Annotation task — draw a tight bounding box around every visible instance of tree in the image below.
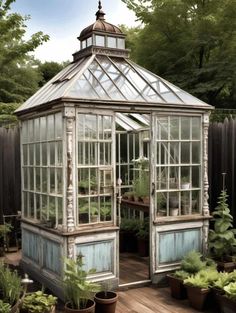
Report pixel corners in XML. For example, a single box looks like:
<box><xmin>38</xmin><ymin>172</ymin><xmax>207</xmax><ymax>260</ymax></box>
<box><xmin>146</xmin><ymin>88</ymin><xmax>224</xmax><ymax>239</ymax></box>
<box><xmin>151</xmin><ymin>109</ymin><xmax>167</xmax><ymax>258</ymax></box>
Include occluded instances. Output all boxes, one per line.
<box><xmin>122</xmin><ymin>0</ymin><xmax>236</xmax><ymax>107</ymax></box>
<box><xmin>0</xmin><ymin>0</ymin><xmax>49</xmax><ymax>104</ymax></box>
<box><xmin>37</xmin><ymin>61</ymin><xmax>67</xmax><ymax>87</ymax></box>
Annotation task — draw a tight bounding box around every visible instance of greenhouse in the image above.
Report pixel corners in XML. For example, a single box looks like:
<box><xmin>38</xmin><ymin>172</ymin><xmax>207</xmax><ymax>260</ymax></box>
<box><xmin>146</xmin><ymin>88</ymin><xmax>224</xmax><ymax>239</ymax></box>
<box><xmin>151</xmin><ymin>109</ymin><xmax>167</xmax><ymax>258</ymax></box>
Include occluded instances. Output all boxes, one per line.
<box><xmin>15</xmin><ymin>2</ymin><xmax>213</xmax><ymax>296</ymax></box>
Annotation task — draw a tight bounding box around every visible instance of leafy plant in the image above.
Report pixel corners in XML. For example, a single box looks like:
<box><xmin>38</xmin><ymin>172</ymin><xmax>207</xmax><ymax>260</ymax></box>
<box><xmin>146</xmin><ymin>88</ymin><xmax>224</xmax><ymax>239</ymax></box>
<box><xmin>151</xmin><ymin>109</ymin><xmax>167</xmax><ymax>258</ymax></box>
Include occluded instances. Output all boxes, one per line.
<box><xmin>208</xmin><ymin>190</ymin><xmax>236</xmax><ymax>260</ymax></box>
<box><xmin>184</xmin><ymin>273</ymin><xmax>209</xmax><ymax>289</ymax></box>
<box><xmin>173</xmin><ymin>270</ymin><xmax>190</xmax><ymax>280</ymax></box>
<box><xmin>213</xmin><ymin>272</ymin><xmax>235</xmax><ymax>291</ymax></box>
<box><xmin>224</xmin><ymin>282</ymin><xmax>236</xmax><ymax>301</ymax></box>
<box><xmin>63</xmin><ymin>255</ymin><xmax>101</xmax><ymax>310</ymax></box>
<box><xmin>0</xmin><ymin>262</ymin><xmax>22</xmax><ymax>306</ymax></box>
<box><xmin>136</xmin><ymin>218</ymin><xmax>149</xmax><ymax>239</ymax></box>
<box><xmin>22</xmin><ymin>291</ymin><xmax>57</xmax><ymax>313</ymax></box>
<box><xmin>0</xmin><ymin>224</ymin><xmax>12</xmax><ymax>240</ymax></box>
<box><xmin>120</xmin><ymin>218</ymin><xmax>140</xmax><ymax>233</ymax></box>
<box><xmin>0</xmin><ymin>300</ymin><xmax>11</xmax><ymax>313</ymax></box>
<box><xmin>132</xmin><ymin>156</ymin><xmax>149</xmax><ymax>198</ymax></box>
<box><xmin>180</xmin><ymin>250</ymin><xmax>206</xmax><ymax>274</ymax></box>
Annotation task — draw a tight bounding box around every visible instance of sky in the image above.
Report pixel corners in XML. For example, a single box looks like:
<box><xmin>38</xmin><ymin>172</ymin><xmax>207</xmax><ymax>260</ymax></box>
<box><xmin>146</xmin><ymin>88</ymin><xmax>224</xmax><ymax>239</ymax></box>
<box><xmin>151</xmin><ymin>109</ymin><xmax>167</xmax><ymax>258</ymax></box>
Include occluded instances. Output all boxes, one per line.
<box><xmin>11</xmin><ymin>0</ymin><xmax>138</xmax><ymax>63</ymax></box>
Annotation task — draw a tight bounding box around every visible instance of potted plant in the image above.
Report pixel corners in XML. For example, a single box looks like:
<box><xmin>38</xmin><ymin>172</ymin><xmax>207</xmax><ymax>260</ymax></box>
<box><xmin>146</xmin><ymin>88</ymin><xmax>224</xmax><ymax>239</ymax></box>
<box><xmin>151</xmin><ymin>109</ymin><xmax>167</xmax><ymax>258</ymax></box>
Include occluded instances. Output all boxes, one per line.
<box><xmin>21</xmin><ymin>291</ymin><xmax>57</xmax><ymax>313</ymax></box>
<box><xmin>0</xmin><ymin>224</ymin><xmax>12</xmax><ymax>256</ymax></box>
<box><xmin>220</xmin><ymin>281</ymin><xmax>236</xmax><ymax>313</ymax></box>
<box><xmin>119</xmin><ymin>218</ymin><xmax>139</xmax><ymax>253</ymax></box>
<box><xmin>132</xmin><ymin>156</ymin><xmax>149</xmax><ymax>203</ymax></box>
<box><xmin>184</xmin><ymin>268</ymin><xmax>219</xmax><ymax>310</ymax></box>
<box><xmin>169</xmin><ymin>194</ymin><xmax>179</xmax><ymax>216</ymax></box>
<box><xmin>208</xmin><ymin>189</ymin><xmax>236</xmax><ymax>272</ymax></box>
<box><xmin>181</xmin><ymin>177</ymin><xmax>190</xmax><ymax>189</ymax></box>
<box><xmin>63</xmin><ymin>254</ymin><xmax>101</xmax><ymax>313</ymax></box>
<box><xmin>136</xmin><ymin>218</ymin><xmax>149</xmax><ymax>257</ymax></box>
<box><xmin>0</xmin><ymin>300</ymin><xmax>11</xmax><ymax>313</ymax></box>
<box><xmin>167</xmin><ymin>250</ymin><xmax>207</xmax><ymax>299</ymax></box>
<box><xmin>94</xmin><ymin>281</ymin><xmax>118</xmax><ymax>313</ymax></box>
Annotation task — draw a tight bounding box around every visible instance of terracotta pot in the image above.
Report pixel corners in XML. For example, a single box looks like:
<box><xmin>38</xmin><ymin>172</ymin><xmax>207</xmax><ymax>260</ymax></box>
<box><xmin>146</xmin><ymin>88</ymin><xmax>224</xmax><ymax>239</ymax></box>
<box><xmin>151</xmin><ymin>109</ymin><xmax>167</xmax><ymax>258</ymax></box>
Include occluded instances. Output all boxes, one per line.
<box><xmin>186</xmin><ymin>285</ymin><xmax>210</xmax><ymax>310</ymax></box>
<box><xmin>65</xmin><ymin>300</ymin><xmax>95</xmax><ymax>313</ymax></box>
<box><xmin>95</xmin><ymin>291</ymin><xmax>118</xmax><ymax>313</ymax></box>
<box><xmin>216</xmin><ymin>260</ymin><xmax>235</xmax><ymax>273</ymax></box>
<box><xmin>167</xmin><ymin>274</ymin><xmax>187</xmax><ymax>300</ymax></box>
<box><xmin>217</xmin><ymin>293</ymin><xmax>236</xmax><ymax>313</ymax></box>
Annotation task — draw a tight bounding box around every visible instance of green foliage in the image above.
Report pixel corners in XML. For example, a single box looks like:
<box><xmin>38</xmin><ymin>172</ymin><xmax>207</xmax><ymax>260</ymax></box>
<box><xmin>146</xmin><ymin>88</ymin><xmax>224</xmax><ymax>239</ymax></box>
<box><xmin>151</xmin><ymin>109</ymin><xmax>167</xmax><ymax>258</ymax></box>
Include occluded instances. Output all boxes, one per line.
<box><xmin>0</xmin><ymin>262</ymin><xmax>22</xmax><ymax>306</ymax></box>
<box><xmin>120</xmin><ymin>218</ymin><xmax>140</xmax><ymax>233</ymax></box>
<box><xmin>136</xmin><ymin>218</ymin><xmax>149</xmax><ymax>239</ymax></box>
<box><xmin>0</xmin><ymin>300</ymin><xmax>11</xmax><ymax>313</ymax></box>
<box><xmin>208</xmin><ymin>190</ymin><xmax>236</xmax><ymax>260</ymax></box>
<box><xmin>37</xmin><ymin>61</ymin><xmax>66</xmax><ymax>87</ymax></box>
<box><xmin>213</xmin><ymin>271</ymin><xmax>236</xmax><ymax>291</ymax></box>
<box><xmin>132</xmin><ymin>156</ymin><xmax>149</xmax><ymax>198</ymax></box>
<box><xmin>122</xmin><ymin>0</ymin><xmax>236</xmax><ymax>107</ymax></box>
<box><xmin>180</xmin><ymin>250</ymin><xmax>206</xmax><ymax>274</ymax></box>
<box><xmin>63</xmin><ymin>255</ymin><xmax>101</xmax><ymax>310</ymax></box>
<box><xmin>0</xmin><ymin>223</ymin><xmax>12</xmax><ymax>240</ymax></box>
<box><xmin>22</xmin><ymin>291</ymin><xmax>57</xmax><ymax>313</ymax></box>
<box><xmin>224</xmin><ymin>282</ymin><xmax>236</xmax><ymax>301</ymax></box>
<box><xmin>184</xmin><ymin>268</ymin><xmax>218</xmax><ymax>289</ymax></box>
<box><xmin>173</xmin><ymin>270</ymin><xmax>190</xmax><ymax>280</ymax></box>
<box><xmin>0</xmin><ymin>102</ymin><xmax>19</xmax><ymax>127</ymax></box>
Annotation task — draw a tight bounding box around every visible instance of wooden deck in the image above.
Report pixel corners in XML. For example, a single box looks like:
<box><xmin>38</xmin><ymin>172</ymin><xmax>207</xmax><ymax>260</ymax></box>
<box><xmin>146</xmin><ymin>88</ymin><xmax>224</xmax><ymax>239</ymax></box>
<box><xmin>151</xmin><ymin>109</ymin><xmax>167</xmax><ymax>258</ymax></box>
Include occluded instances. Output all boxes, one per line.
<box><xmin>116</xmin><ymin>286</ymin><xmax>214</xmax><ymax>313</ymax></box>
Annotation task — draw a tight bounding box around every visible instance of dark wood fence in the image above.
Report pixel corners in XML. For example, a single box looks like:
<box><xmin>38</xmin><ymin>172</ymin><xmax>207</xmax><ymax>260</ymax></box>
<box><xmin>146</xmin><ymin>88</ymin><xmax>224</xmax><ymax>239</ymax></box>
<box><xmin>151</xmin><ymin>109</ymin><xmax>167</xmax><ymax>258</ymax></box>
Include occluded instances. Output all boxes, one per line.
<box><xmin>0</xmin><ymin>126</ymin><xmax>21</xmax><ymax>223</ymax></box>
<box><xmin>208</xmin><ymin>118</ymin><xmax>236</xmax><ymax>225</ymax></box>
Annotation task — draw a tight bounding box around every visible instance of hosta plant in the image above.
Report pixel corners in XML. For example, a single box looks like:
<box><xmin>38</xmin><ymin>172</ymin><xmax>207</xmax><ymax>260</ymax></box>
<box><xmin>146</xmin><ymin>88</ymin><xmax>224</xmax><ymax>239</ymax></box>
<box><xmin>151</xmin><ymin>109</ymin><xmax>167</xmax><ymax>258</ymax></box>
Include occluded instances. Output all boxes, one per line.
<box><xmin>184</xmin><ymin>268</ymin><xmax>219</xmax><ymax>289</ymax></box>
<box><xmin>208</xmin><ymin>190</ymin><xmax>236</xmax><ymax>260</ymax></box>
<box><xmin>224</xmin><ymin>282</ymin><xmax>236</xmax><ymax>301</ymax></box>
<box><xmin>22</xmin><ymin>291</ymin><xmax>57</xmax><ymax>313</ymax></box>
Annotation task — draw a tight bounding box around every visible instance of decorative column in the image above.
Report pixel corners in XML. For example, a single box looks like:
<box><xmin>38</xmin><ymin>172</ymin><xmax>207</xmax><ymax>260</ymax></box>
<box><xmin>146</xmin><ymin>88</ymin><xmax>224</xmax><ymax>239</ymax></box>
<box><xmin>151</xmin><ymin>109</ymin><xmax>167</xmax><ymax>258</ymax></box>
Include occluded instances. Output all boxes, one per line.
<box><xmin>202</xmin><ymin>112</ymin><xmax>210</xmax><ymax>255</ymax></box>
<box><xmin>64</xmin><ymin>107</ymin><xmax>76</xmax><ymax>233</ymax></box>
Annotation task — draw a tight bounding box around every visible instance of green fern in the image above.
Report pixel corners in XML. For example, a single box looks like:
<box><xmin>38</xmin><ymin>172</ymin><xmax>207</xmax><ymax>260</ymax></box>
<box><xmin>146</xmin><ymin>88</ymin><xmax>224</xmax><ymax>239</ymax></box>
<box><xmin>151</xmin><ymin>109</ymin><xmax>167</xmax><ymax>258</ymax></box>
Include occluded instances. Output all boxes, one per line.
<box><xmin>180</xmin><ymin>250</ymin><xmax>206</xmax><ymax>274</ymax></box>
<box><xmin>224</xmin><ymin>282</ymin><xmax>236</xmax><ymax>301</ymax></box>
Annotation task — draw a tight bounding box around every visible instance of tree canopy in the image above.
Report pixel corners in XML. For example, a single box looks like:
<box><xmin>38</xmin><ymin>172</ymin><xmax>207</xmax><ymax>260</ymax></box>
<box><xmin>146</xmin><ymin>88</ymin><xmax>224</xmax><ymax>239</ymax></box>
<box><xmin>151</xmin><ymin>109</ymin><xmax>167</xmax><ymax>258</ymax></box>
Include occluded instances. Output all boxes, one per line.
<box><xmin>0</xmin><ymin>0</ymin><xmax>49</xmax><ymax>104</ymax></box>
<box><xmin>122</xmin><ymin>0</ymin><xmax>236</xmax><ymax>107</ymax></box>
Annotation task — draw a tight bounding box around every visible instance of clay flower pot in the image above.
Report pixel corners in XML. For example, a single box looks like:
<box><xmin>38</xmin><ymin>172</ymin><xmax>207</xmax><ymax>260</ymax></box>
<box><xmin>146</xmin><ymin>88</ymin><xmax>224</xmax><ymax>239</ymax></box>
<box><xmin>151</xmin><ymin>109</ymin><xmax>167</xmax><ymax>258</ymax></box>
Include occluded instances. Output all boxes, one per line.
<box><xmin>167</xmin><ymin>274</ymin><xmax>187</xmax><ymax>300</ymax></box>
<box><xmin>186</xmin><ymin>285</ymin><xmax>210</xmax><ymax>310</ymax></box>
<box><xmin>65</xmin><ymin>300</ymin><xmax>95</xmax><ymax>313</ymax></box>
<box><xmin>95</xmin><ymin>291</ymin><xmax>118</xmax><ymax>313</ymax></box>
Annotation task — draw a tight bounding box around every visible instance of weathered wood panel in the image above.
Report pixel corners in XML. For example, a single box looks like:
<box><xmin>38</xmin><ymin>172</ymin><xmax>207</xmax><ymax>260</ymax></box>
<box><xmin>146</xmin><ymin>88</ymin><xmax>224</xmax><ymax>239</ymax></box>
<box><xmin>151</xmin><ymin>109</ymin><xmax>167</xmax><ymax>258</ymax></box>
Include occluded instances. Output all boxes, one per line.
<box><xmin>42</xmin><ymin>238</ymin><xmax>62</xmax><ymax>275</ymax></box>
<box><xmin>158</xmin><ymin>229</ymin><xmax>201</xmax><ymax>264</ymax></box>
<box><xmin>76</xmin><ymin>240</ymin><xmax>114</xmax><ymax>273</ymax></box>
<box><xmin>22</xmin><ymin>229</ymin><xmax>40</xmax><ymax>263</ymax></box>
<box><xmin>208</xmin><ymin>118</ymin><xmax>236</xmax><ymax>225</ymax></box>
<box><xmin>0</xmin><ymin>126</ymin><xmax>21</xmax><ymax>223</ymax></box>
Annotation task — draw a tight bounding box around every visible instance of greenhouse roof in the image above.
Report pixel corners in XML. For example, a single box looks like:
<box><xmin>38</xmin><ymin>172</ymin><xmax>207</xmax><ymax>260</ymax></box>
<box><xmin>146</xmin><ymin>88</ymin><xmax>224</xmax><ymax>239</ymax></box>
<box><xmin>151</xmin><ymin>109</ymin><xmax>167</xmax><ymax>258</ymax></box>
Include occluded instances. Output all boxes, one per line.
<box><xmin>16</xmin><ymin>54</ymin><xmax>211</xmax><ymax>113</ymax></box>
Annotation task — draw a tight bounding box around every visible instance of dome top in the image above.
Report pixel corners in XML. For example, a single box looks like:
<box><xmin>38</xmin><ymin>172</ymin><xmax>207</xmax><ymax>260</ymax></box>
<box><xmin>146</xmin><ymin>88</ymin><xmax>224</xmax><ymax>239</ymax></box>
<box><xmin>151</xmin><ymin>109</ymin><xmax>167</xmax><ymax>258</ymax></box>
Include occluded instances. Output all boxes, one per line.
<box><xmin>79</xmin><ymin>1</ymin><xmax>124</xmax><ymax>40</ymax></box>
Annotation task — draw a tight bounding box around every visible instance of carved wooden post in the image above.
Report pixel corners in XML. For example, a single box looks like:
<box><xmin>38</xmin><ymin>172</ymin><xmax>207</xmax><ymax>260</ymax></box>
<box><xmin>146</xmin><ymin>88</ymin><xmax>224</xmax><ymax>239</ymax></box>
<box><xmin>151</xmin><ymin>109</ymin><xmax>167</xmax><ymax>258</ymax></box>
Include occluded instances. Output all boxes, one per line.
<box><xmin>65</xmin><ymin>107</ymin><xmax>75</xmax><ymax>233</ymax></box>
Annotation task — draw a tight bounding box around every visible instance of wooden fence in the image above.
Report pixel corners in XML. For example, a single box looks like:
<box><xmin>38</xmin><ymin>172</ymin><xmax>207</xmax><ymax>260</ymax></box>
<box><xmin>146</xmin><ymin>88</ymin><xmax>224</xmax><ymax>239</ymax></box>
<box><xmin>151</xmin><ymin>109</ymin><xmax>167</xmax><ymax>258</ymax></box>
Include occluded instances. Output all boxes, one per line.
<box><xmin>0</xmin><ymin>126</ymin><xmax>21</xmax><ymax>223</ymax></box>
<box><xmin>208</xmin><ymin>118</ymin><xmax>236</xmax><ymax>225</ymax></box>
<box><xmin>0</xmin><ymin>118</ymin><xmax>236</xmax><ymax>224</ymax></box>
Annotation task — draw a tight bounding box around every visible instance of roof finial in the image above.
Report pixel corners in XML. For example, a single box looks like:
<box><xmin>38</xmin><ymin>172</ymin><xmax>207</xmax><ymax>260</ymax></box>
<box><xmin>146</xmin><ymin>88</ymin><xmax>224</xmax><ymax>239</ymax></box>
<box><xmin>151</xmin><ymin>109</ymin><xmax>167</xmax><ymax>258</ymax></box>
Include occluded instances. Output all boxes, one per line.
<box><xmin>96</xmin><ymin>1</ymin><xmax>105</xmax><ymax>20</ymax></box>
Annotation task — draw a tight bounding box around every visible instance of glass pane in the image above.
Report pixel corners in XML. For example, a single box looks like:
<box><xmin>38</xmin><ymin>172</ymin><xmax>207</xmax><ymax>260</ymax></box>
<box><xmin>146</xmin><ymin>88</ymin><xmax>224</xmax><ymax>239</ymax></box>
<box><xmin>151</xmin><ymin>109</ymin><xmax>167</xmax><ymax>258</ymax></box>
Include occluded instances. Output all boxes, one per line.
<box><xmin>79</xmin><ymin>198</ymin><xmax>89</xmax><ymax>224</ymax></box>
<box><xmin>192</xmin><ymin>117</ymin><xmax>201</xmax><ymax>140</ymax></box>
<box><xmin>90</xmin><ymin>168</ymin><xmax>98</xmax><ymax>195</ymax></box>
<box><xmin>100</xmin><ymin>142</ymin><xmax>111</xmax><ymax>165</ymax></box>
<box><xmin>82</xmin><ymin>40</ymin><xmax>86</xmax><ymax>49</ymax></box>
<box><xmin>22</xmin><ymin>122</ymin><xmax>28</xmax><ymax>143</ymax></box>
<box><xmin>170</xmin><ymin>142</ymin><xmax>179</xmax><ymax>164</ymax></box>
<box><xmin>23</xmin><ymin>145</ymin><xmax>28</xmax><ymax>165</ymax></box>
<box><xmin>156</xmin><ymin>192</ymin><xmax>167</xmax><ymax>216</ymax></box>
<box><xmin>78</xmin><ymin>142</ymin><xmax>84</xmax><ymax>165</ymax></box>
<box><xmin>55</xmin><ymin>113</ymin><xmax>62</xmax><ymax>139</ymax></box>
<box><xmin>35</xmin><ymin>168</ymin><xmax>41</xmax><ymax>192</ymax></box>
<box><xmin>42</xmin><ymin>195</ymin><xmax>48</xmax><ymax>221</ymax></box>
<box><xmin>56</xmin><ymin>142</ymin><xmax>63</xmax><ymax>165</ymax></box>
<box><xmin>29</xmin><ymin>168</ymin><xmax>34</xmax><ymax>191</ymax></box>
<box><xmin>50</xmin><ymin>168</ymin><xmax>56</xmax><ymax>194</ymax></box>
<box><xmin>34</xmin><ymin>118</ymin><xmax>40</xmax><ymax>141</ymax></box>
<box><xmin>100</xmin><ymin>169</ymin><xmax>112</xmax><ymax>194</ymax></box>
<box><xmin>42</xmin><ymin>168</ymin><xmax>47</xmax><ymax>193</ymax></box>
<box><xmin>78</xmin><ymin>168</ymin><xmax>89</xmax><ymax>195</ymax></box>
<box><xmin>192</xmin><ymin>190</ymin><xmax>200</xmax><ymax>214</ymax></box>
<box><xmin>23</xmin><ymin>168</ymin><xmax>28</xmax><ymax>190</ymax></box>
<box><xmin>181</xmin><ymin>191</ymin><xmax>190</xmax><ymax>215</ymax></box>
<box><xmin>169</xmin><ymin>167</ymin><xmax>179</xmax><ymax>189</ymax></box>
<box><xmin>90</xmin><ymin>197</ymin><xmax>99</xmax><ymax>223</ymax></box>
<box><xmin>23</xmin><ymin>192</ymin><xmax>28</xmax><ymax>217</ymax></box>
<box><xmin>85</xmin><ymin>115</ymin><xmax>97</xmax><ymax>139</ymax></box>
<box><xmin>157</xmin><ymin>167</ymin><xmax>168</xmax><ymax>190</ymax></box>
<box><xmin>99</xmin><ymin>115</ymin><xmax>112</xmax><ymax>140</ymax></box>
<box><xmin>181</xmin><ymin>117</ymin><xmax>190</xmax><ymax>140</ymax></box>
<box><xmin>169</xmin><ymin>192</ymin><xmax>180</xmax><ymax>216</ymax></box>
<box><xmin>57</xmin><ymin>169</ymin><xmax>62</xmax><ymax>194</ymax></box>
<box><xmin>160</xmin><ymin>142</ymin><xmax>168</xmax><ymax>164</ymax></box>
<box><xmin>29</xmin><ymin>192</ymin><xmax>34</xmax><ymax>218</ymax></box>
<box><xmin>107</xmin><ymin>36</ymin><xmax>116</xmax><ymax>48</ymax></box>
<box><xmin>120</xmin><ymin>165</ymin><xmax>129</xmax><ymax>185</ymax></box>
<box><xmin>181</xmin><ymin>142</ymin><xmax>190</xmax><ymax>164</ymax></box>
<box><xmin>170</xmin><ymin>117</ymin><xmax>179</xmax><ymax>140</ymax></box>
<box><xmin>158</xmin><ymin>117</ymin><xmax>168</xmax><ymax>140</ymax></box>
<box><xmin>49</xmin><ymin>196</ymin><xmax>56</xmax><ymax>227</ymax></box>
<box><xmin>29</xmin><ymin>144</ymin><xmax>34</xmax><ymax>165</ymax></box>
<box><xmin>95</xmin><ymin>35</ymin><xmax>105</xmax><ymax>46</ymax></box>
<box><xmin>40</xmin><ymin>116</ymin><xmax>47</xmax><ymax>141</ymax></box>
<box><xmin>100</xmin><ymin>196</ymin><xmax>112</xmax><ymax>221</ymax></box>
<box><xmin>192</xmin><ymin>142</ymin><xmax>200</xmax><ymax>163</ymax></box>
<box><xmin>35</xmin><ymin>144</ymin><xmax>40</xmax><ymax>166</ymax></box>
<box><xmin>58</xmin><ymin>197</ymin><xmax>63</xmax><ymax>224</ymax></box>
<box><xmin>28</xmin><ymin>120</ymin><xmax>34</xmax><ymax>142</ymax></box>
<box><xmin>36</xmin><ymin>193</ymin><xmax>40</xmax><ymax>220</ymax></box>
<box><xmin>89</xmin><ymin>142</ymin><xmax>97</xmax><ymax>165</ymax></box>
<box><xmin>181</xmin><ymin>167</ymin><xmax>190</xmax><ymax>189</ymax></box>
<box><xmin>42</xmin><ymin>143</ymin><xmax>47</xmax><ymax>166</ymax></box>
<box><xmin>117</xmin><ymin>38</ymin><xmax>125</xmax><ymax>49</ymax></box>
<box><xmin>47</xmin><ymin>115</ymin><xmax>55</xmax><ymax>140</ymax></box>
<box><xmin>192</xmin><ymin>166</ymin><xmax>200</xmax><ymax>188</ymax></box>
<box><xmin>87</xmin><ymin>37</ymin><xmax>92</xmax><ymax>47</ymax></box>
<box><xmin>50</xmin><ymin>142</ymin><xmax>55</xmax><ymax>165</ymax></box>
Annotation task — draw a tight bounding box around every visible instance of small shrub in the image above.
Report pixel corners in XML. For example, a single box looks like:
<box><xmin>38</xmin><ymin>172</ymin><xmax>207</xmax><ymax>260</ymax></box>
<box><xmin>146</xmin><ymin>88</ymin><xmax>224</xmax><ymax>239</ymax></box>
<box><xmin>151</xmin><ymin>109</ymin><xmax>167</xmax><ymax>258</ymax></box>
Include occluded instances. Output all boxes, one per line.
<box><xmin>22</xmin><ymin>291</ymin><xmax>57</xmax><ymax>313</ymax></box>
<box><xmin>180</xmin><ymin>250</ymin><xmax>206</xmax><ymax>274</ymax></box>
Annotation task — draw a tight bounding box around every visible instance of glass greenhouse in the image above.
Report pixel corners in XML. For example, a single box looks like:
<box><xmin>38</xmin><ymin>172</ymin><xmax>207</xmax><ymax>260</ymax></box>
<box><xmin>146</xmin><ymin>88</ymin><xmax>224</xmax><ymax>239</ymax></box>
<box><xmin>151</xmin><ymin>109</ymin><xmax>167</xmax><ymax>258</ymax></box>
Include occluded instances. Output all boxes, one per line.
<box><xmin>15</xmin><ymin>2</ymin><xmax>213</xmax><ymax>296</ymax></box>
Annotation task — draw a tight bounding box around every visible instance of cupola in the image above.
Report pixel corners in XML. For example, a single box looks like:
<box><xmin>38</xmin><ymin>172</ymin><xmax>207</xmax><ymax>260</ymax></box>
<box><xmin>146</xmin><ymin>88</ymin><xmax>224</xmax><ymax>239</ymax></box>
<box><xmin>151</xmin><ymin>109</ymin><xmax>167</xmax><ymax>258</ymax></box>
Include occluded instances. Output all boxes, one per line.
<box><xmin>73</xmin><ymin>1</ymin><xmax>129</xmax><ymax>61</ymax></box>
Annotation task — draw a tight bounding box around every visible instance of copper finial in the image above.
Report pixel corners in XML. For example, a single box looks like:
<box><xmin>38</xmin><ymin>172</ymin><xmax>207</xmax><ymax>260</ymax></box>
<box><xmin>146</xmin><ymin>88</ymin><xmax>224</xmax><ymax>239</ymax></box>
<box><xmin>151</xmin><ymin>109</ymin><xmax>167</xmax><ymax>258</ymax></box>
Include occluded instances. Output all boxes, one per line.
<box><xmin>96</xmin><ymin>0</ymin><xmax>105</xmax><ymax>20</ymax></box>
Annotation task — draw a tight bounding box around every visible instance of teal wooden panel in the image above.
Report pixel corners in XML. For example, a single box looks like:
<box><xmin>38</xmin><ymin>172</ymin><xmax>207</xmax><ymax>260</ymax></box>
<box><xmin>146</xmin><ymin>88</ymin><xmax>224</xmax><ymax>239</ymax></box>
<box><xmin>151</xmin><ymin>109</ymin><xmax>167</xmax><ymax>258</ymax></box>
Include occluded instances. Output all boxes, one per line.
<box><xmin>22</xmin><ymin>229</ymin><xmax>39</xmax><ymax>263</ymax></box>
<box><xmin>42</xmin><ymin>238</ymin><xmax>61</xmax><ymax>275</ymax></box>
<box><xmin>158</xmin><ymin>228</ymin><xmax>201</xmax><ymax>264</ymax></box>
<box><xmin>76</xmin><ymin>240</ymin><xmax>114</xmax><ymax>273</ymax></box>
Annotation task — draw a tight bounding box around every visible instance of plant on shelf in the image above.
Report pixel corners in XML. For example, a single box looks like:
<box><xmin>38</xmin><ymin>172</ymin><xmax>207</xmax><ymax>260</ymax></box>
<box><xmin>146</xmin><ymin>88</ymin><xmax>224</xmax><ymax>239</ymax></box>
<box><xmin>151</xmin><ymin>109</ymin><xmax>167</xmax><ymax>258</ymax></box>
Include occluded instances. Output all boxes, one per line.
<box><xmin>94</xmin><ymin>280</ymin><xmax>118</xmax><ymax>313</ymax></box>
<box><xmin>63</xmin><ymin>254</ymin><xmax>101</xmax><ymax>313</ymax></box>
<box><xmin>21</xmin><ymin>291</ymin><xmax>57</xmax><ymax>313</ymax></box>
<box><xmin>181</xmin><ymin>176</ymin><xmax>190</xmax><ymax>189</ymax></box>
<box><xmin>132</xmin><ymin>156</ymin><xmax>149</xmax><ymax>202</ymax></box>
<box><xmin>208</xmin><ymin>189</ymin><xmax>236</xmax><ymax>271</ymax></box>
<box><xmin>122</xmin><ymin>191</ymin><xmax>135</xmax><ymax>201</ymax></box>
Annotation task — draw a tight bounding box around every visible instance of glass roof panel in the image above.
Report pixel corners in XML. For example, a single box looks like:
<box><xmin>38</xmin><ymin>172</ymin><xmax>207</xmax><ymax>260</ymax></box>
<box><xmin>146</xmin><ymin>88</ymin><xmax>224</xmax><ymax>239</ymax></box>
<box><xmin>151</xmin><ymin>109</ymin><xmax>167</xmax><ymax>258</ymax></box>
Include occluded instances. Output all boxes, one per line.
<box><xmin>84</xmin><ymin>71</ymin><xmax>110</xmax><ymax>99</ymax></box>
<box><xmin>67</xmin><ymin>74</ymin><xmax>99</xmax><ymax>99</ymax></box>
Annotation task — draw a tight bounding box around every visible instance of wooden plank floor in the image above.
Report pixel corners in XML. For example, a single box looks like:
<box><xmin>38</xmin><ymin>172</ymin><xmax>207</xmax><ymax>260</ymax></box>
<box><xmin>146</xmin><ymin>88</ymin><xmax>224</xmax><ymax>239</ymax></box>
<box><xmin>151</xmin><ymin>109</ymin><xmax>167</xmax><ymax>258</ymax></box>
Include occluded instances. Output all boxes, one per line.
<box><xmin>116</xmin><ymin>286</ymin><xmax>215</xmax><ymax>313</ymax></box>
<box><xmin>119</xmin><ymin>252</ymin><xmax>149</xmax><ymax>284</ymax></box>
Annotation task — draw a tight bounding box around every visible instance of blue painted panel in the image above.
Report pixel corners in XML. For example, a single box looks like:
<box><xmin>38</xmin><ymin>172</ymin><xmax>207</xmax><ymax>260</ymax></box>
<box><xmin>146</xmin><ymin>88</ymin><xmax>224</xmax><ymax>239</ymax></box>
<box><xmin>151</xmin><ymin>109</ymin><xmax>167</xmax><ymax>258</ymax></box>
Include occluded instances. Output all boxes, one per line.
<box><xmin>22</xmin><ymin>229</ymin><xmax>40</xmax><ymax>263</ymax></box>
<box><xmin>42</xmin><ymin>238</ymin><xmax>62</xmax><ymax>275</ymax></box>
<box><xmin>76</xmin><ymin>240</ymin><xmax>114</xmax><ymax>274</ymax></box>
<box><xmin>159</xmin><ymin>228</ymin><xmax>201</xmax><ymax>264</ymax></box>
